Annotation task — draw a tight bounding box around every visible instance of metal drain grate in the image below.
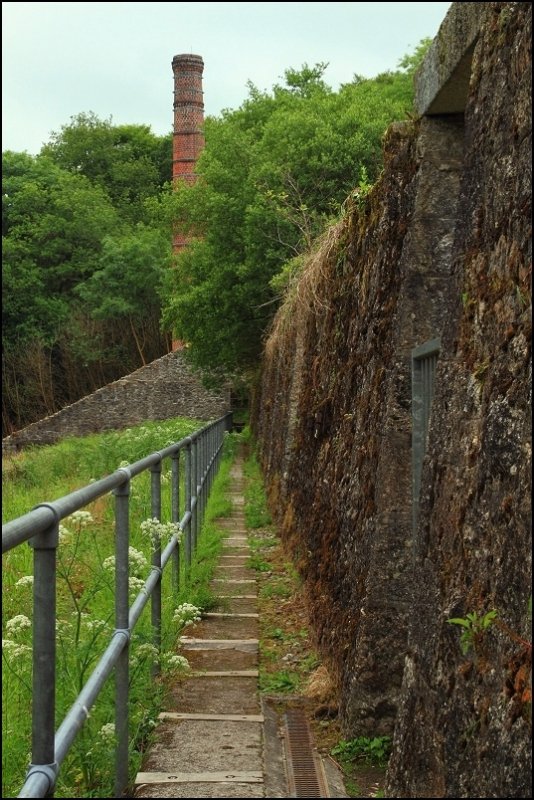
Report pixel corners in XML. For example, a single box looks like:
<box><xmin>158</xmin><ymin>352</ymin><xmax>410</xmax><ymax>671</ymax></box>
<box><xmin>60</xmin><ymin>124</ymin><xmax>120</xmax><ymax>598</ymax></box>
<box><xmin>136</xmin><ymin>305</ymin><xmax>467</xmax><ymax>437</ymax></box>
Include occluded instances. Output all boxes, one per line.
<box><xmin>283</xmin><ymin>708</ymin><xmax>329</xmax><ymax>797</ymax></box>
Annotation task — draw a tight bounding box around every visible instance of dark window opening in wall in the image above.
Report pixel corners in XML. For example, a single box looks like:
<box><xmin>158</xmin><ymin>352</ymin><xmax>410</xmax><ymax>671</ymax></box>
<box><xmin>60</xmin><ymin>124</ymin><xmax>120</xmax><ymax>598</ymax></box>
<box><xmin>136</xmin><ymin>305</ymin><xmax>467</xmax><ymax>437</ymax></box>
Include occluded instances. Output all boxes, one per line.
<box><xmin>412</xmin><ymin>338</ymin><xmax>440</xmax><ymax>530</ymax></box>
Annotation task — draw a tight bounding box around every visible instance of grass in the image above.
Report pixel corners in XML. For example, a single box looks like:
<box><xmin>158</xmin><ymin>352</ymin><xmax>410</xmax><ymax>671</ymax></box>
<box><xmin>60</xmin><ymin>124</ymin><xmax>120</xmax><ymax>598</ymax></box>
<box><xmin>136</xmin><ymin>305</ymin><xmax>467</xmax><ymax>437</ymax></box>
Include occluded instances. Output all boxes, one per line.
<box><xmin>243</xmin><ymin>449</ymin><xmax>272</xmax><ymax>529</ymax></box>
<box><xmin>331</xmin><ymin>736</ymin><xmax>392</xmax><ymax>768</ymax></box>
<box><xmin>240</xmin><ymin>432</ymin><xmax>319</xmax><ymax>700</ymax></box>
<box><xmin>2</xmin><ymin>419</ymin><xmax>238</xmax><ymax>798</ymax></box>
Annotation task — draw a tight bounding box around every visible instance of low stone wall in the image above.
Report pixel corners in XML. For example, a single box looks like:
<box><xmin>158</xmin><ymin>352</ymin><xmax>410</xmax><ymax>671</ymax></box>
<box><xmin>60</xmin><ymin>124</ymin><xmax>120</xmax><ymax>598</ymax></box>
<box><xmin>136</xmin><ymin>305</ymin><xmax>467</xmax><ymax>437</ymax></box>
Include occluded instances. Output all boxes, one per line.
<box><xmin>2</xmin><ymin>352</ymin><xmax>230</xmax><ymax>451</ymax></box>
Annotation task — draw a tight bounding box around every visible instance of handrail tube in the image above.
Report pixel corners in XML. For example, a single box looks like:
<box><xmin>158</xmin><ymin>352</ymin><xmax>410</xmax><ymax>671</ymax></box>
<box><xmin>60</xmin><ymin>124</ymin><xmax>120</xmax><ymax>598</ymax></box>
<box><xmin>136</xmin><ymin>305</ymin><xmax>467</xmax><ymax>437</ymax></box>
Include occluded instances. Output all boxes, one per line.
<box><xmin>170</xmin><ymin>451</ymin><xmax>180</xmax><ymax>593</ymax></box>
<box><xmin>3</xmin><ymin>433</ymin><xmax>205</xmax><ymax>553</ymax></box>
<box><xmin>17</xmin><ymin>772</ymin><xmax>51</xmax><ymax>799</ymax></box>
<box><xmin>7</xmin><ymin>412</ymin><xmax>233</xmax><ymax>798</ymax></box>
<box><xmin>128</xmin><ymin>565</ymin><xmax>163</xmax><ymax>631</ymax></box>
<box><xmin>3</xmin><ymin>472</ymin><xmax>121</xmax><ymax>552</ymax></box>
<box><xmin>54</xmin><ymin>630</ymin><xmax>129</xmax><ymax>765</ymax></box>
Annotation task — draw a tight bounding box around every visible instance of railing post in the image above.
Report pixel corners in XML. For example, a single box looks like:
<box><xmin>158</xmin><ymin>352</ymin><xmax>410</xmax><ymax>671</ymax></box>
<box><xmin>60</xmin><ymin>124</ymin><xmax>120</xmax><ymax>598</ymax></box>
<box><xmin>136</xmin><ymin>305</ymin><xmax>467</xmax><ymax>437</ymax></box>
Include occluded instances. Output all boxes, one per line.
<box><xmin>191</xmin><ymin>438</ymin><xmax>198</xmax><ymax>556</ymax></box>
<box><xmin>184</xmin><ymin>440</ymin><xmax>192</xmax><ymax>570</ymax></box>
<box><xmin>171</xmin><ymin>451</ymin><xmax>180</xmax><ymax>594</ymax></box>
<box><xmin>208</xmin><ymin>426</ymin><xmax>213</xmax><ymax>496</ymax></box>
<box><xmin>113</xmin><ymin>474</ymin><xmax>130</xmax><ymax>797</ymax></box>
<box><xmin>150</xmin><ymin>459</ymin><xmax>162</xmax><ymax>675</ymax></box>
<box><xmin>200</xmin><ymin>430</ymin><xmax>206</xmax><ymax>527</ymax></box>
<box><xmin>28</xmin><ymin>513</ymin><xmax>59</xmax><ymax>798</ymax></box>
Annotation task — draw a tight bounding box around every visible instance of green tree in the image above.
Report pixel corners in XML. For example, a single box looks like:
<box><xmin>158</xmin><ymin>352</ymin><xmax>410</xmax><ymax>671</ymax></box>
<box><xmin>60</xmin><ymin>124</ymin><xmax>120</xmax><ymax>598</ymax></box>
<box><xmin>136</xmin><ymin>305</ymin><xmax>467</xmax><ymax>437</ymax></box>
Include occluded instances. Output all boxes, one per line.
<box><xmin>2</xmin><ymin>150</ymin><xmax>118</xmax><ymax>343</ymax></box>
<box><xmin>2</xmin><ymin>150</ymin><xmax>123</xmax><ymax>429</ymax></box>
<box><xmin>160</xmin><ymin>50</ymin><xmax>420</xmax><ymax>377</ymax></box>
<box><xmin>3</xmin><ymin>113</ymin><xmax>173</xmax><ymax>433</ymax></box>
<box><xmin>76</xmin><ymin>226</ymin><xmax>171</xmax><ymax>364</ymax></box>
<box><xmin>41</xmin><ymin>112</ymin><xmax>172</xmax><ymax>223</ymax></box>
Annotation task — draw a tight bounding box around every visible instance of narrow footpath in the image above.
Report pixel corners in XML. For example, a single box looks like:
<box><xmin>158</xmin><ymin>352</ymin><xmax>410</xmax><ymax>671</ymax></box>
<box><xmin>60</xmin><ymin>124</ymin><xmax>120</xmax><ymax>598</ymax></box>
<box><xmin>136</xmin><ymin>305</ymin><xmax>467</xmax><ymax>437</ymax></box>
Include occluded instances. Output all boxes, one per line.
<box><xmin>133</xmin><ymin>453</ymin><xmax>345</xmax><ymax>798</ymax></box>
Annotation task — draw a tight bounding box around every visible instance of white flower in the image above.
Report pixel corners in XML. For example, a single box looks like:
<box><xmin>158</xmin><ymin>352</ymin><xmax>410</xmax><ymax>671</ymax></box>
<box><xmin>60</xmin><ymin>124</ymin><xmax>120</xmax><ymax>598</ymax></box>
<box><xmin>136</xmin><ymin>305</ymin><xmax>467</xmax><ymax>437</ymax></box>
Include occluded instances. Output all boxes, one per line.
<box><xmin>140</xmin><ymin>518</ymin><xmax>182</xmax><ymax>545</ymax></box>
<box><xmin>83</xmin><ymin>618</ymin><xmax>108</xmax><ymax>632</ymax></box>
<box><xmin>140</xmin><ymin>518</ymin><xmax>161</xmax><ymax>544</ymax></box>
<box><xmin>59</xmin><ymin>524</ymin><xmax>72</xmax><ymax>543</ymax></box>
<box><xmin>162</xmin><ymin>652</ymin><xmax>190</xmax><ymax>671</ymax></box>
<box><xmin>103</xmin><ymin>547</ymin><xmax>148</xmax><ymax>576</ymax></box>
<box><xmin>3</xmin><ymin>638</ymin><xmax>31</xmax><ymax>657</ymax></box>
<box><xmin>137</xmin><ymin>642</ymin><xmax>158</xmax><ymax>656</ymax></box>
<box><xmin>102</xmin><ymin>555</ymin><xmax>115</xmax><ymax>571</ymax></box>
<box><xmin>68</xmin><ymin>510</ymin><xmax>94</xmax><ymax>527</ymax></box>
<box><xmin>15</xmin><ymin>575</ymin><xmax>34</xmax><ymax>587</ymax></box>
<box><xmin>129</xmin><ymin>576</ymin><xmax>146</xmax><ymax>592</ymax></box>
<box><xmin>128</xmin><ymin>547</ymin><xmax>148</xmax><ymax>572</ymax></box>
<box><xmin>173</xmin><ymin>603</ymin><xmax>201</xmax><ymax>627</ymax></box>
<box><xmin>5</xmin><ymin>614</ymin><xmax>31</xmax><ymax>633</ymax></box>
<box><xmin>99</xmin><ymin>723</ymin><xmax>115</xmax><ymax>741</ymax></box>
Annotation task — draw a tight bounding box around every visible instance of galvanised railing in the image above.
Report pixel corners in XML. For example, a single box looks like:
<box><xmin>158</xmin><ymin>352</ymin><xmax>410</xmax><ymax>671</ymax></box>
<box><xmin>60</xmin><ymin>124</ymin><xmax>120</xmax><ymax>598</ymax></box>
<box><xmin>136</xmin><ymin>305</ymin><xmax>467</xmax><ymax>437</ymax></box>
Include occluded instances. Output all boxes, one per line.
<box><xmin>2</xmin><ymin>412</ymin><xmax>233</xmax><ymax>798</ymax></box>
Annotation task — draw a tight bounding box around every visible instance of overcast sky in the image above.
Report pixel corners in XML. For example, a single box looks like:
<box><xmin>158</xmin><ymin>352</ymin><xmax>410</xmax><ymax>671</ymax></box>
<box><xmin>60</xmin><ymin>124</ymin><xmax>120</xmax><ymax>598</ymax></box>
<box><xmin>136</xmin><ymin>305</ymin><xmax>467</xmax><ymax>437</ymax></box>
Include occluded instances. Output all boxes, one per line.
<box><xmin>2</xmin><ymin>2</ymin><xmax>451</xmax><ymax>155</ymax></box>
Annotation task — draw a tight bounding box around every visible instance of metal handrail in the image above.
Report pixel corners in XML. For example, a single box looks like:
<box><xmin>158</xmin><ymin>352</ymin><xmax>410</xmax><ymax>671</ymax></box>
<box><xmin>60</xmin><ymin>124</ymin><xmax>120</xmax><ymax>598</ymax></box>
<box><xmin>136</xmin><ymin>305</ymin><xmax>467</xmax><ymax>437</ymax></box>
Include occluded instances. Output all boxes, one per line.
<box><xmin>2</xmin><ymin>412</ymin><xmax>233</xmax><ymax>798</ymax></box>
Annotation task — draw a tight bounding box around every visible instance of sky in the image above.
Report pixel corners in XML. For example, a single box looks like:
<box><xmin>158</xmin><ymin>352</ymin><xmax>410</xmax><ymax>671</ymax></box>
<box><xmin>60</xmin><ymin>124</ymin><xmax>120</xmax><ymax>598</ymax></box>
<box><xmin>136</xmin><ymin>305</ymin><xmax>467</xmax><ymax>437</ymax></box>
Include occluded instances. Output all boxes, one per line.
<box><xmin>2</xmin><ymin>1</ymin><xmax>451</xmax><ymax>155</ymax></box>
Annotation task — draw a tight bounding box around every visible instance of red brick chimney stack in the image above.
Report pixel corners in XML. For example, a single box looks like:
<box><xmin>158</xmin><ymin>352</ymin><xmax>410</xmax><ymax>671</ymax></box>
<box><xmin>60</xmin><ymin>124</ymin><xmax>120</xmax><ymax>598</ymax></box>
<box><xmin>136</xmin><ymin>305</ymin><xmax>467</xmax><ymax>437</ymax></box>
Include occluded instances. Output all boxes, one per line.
<box><xmin>171</xmin><ymin>54</ymin><xmax>205</xmax><ymax>350</ymax></box>
<box><xmin>172</xmin><ymin>54</ymin><xmax>205</xmax><ymax>240</ymax></box>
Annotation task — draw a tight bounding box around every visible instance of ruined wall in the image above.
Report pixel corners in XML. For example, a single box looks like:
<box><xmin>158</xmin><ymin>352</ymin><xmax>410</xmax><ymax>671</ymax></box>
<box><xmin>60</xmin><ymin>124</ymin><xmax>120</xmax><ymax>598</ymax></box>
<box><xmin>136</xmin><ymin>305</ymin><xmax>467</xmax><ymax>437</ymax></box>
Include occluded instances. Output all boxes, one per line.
<box><xmin>387</xmin><ymin>3</ymin><xmax>532</xmax><ymax>797</ymax></box>
<box><xmin>2</xmin><ymin>352</ymin><xmax>230</xmax><ymax>451</ymax></box>
<box><xmin>253</xmin><ymin>2</ymin><xmax>531</xmax><ymax>796</ymax></box>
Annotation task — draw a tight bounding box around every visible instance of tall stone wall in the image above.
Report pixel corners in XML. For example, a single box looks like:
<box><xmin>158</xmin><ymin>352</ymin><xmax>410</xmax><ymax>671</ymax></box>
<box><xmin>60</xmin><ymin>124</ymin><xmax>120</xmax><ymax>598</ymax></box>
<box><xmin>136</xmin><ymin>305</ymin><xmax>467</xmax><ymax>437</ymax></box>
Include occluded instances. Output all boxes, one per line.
<box><xmin>253</xmin><ymin>2</ymin><xmax>531</xmax><ymax>796</ymax></box>
<box><xmin>2</xmin><ymin>352</ymin><xmax>230</xmax><ymax>451</ymax></box>
<box><xmin>387</xmin><ymin>3</ymin><xmax>532</xmax><ymax>797</ymax></box>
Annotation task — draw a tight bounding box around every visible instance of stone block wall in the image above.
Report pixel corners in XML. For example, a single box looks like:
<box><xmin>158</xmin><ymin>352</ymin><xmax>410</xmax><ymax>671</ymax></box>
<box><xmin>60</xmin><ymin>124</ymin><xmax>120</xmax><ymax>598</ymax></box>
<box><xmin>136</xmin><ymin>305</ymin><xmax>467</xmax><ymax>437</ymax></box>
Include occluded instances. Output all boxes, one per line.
<box><xmin>2</xmin><ymin>351</ymin><xmax>230</xmax><ymax>451</ymax></box>
<box><xmin>253</xmin><ymin>3</ymin><xmax>531</xmax><ymax>796</ymax></box>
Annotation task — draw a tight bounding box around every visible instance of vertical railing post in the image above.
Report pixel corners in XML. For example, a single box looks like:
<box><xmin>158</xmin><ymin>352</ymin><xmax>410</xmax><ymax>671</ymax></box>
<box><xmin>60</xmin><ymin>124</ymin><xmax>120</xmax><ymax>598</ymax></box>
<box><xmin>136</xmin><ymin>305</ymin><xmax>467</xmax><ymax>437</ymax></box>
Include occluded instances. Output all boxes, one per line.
<box><xmin>113</xmin><ymin>474</ymin><xmax>130</xmax><ymax>797</ymax></box>
<box><xmin>191</xmin><ymin>438</ymin><xmax>198</xmax><ymax>556</ymax></box>
<box><xmin>184</xmin><ymin>440</ymin><xmax>192</xmax><ymax>570</ymax></box>
<box><xmin>171</xmin><ymin>450</ymin><xmax>180</xmax><ymax>594</ymax></box>
<box><xmin>198</xmin><ymin>434</ymin><xmax>203</xmax><ymax>541</ymax></box>
<box><xmin>200</xmin><ymin>430</ymin><xmax>206</xmax><ymax>527</ymax></box>
<box><xmin>28</xmin><ymin>513</ymin><xmax>59</xmax><ymax>797</ymax></box>
<box><xmin>150</xmin><ymin>459</ymin><xmax>162</xmax><ymax>674</ymax></box>
<box><xmin>207</xmin><ymin>426</ymin><xmax>213</xmax><ymax>496</ymax></box>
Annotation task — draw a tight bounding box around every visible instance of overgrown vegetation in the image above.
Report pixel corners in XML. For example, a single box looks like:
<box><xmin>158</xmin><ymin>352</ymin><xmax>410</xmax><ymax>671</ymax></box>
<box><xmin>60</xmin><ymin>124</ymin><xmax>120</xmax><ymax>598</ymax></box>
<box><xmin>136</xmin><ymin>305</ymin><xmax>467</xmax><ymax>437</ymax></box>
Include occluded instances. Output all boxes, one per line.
<box><xmin>3</xmin><ymin>41</ymin><xmax>431</xmax><ymax>433</ymax></box>
<box><xmin>448</xmin><ymin>610</ymin><xmax>499</xmax><ymax>656</ymax></box>
<box><xmin>2</xmin><ymin>116</ymin><xmax>173</xmax><ymax>434</ymax></box>
<box><xmin>2</xmin><ymin>419</ymin><xmax>238</xmax><ymax>798</ymax></box>
<box><xmin>331</xmin><ymin>736</ymin><xmax>392</xmax><ymax>768</ymax></box>
<box><xmin>159</xmin><ymin>43</ymin><xmax>430</xmax><ymax>379</ymax></box>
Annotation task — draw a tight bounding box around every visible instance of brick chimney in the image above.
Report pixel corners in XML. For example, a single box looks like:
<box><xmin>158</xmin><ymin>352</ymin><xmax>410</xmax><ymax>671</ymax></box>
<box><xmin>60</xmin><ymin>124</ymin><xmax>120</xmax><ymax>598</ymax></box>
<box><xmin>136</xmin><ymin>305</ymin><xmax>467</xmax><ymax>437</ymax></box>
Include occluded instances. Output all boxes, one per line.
<box><xmin>172</xmin><ymin>53</ymin><xmax>205</xmax><ymax>250</ymax></box>
<box><xmin>171</xmin><ymin>53</ymin><xmax>205</xmax><ymax>350</ymax></box>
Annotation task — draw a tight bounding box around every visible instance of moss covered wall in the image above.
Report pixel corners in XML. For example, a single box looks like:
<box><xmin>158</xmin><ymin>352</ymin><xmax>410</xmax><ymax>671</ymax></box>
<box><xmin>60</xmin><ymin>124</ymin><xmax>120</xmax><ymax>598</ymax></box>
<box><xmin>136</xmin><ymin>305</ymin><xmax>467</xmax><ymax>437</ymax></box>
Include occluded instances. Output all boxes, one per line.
<box><xmin>387</xmin><ymin>3</ymin><xmax>532</xmax><ymax>797</ymax></box>
<box><xmin>253</xmin><ymin>3</ymin><xmax>531</xmax><ymax>796</ymax></box>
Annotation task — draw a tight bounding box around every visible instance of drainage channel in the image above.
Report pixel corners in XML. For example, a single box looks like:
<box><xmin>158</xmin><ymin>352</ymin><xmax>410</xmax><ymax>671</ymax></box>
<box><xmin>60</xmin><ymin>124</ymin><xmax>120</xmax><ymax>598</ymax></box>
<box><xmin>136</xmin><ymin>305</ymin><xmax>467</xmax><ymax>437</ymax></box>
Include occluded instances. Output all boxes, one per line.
<box><xmin>283</xmin><ymin>708</ymin><xmax>330</xmax><ymax>798</ymax></box>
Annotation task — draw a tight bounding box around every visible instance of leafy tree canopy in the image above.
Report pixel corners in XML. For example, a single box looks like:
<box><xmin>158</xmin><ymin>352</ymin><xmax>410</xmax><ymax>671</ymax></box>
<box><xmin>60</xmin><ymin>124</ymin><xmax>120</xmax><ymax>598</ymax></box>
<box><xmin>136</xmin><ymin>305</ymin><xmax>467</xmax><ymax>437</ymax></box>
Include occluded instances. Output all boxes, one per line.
<box><xmin>159</xmin><ymin>42</ymin><xmax>429</xmax><ymax>378</ymax></box>
<box><xmin>41</xmin><ymin>112</ymin><xmax>172</xmax><ymax>223</ymax></box>
<box><xmin>2</xmin><ymin>150</ymin><xmax>119</xmax><ymax>347</ymax></box>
